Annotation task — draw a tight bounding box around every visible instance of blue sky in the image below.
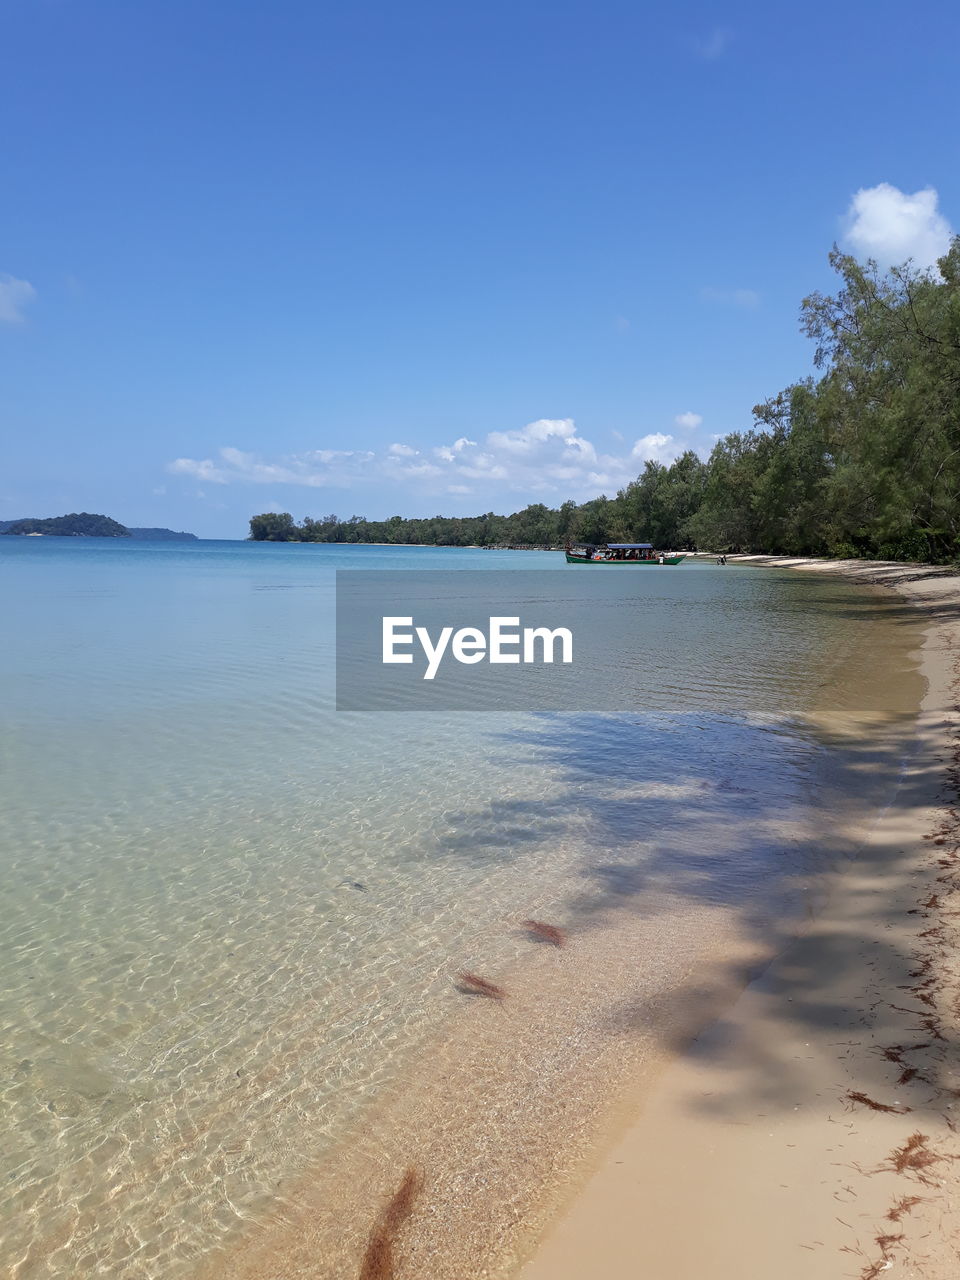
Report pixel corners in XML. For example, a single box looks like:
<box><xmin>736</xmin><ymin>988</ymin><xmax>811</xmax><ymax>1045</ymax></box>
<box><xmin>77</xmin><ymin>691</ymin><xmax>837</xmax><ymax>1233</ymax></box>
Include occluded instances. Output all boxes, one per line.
<box><xmin>2</xmin><ymin>0</ymin><xmax>958</xmax><ymax>538</ymax></box>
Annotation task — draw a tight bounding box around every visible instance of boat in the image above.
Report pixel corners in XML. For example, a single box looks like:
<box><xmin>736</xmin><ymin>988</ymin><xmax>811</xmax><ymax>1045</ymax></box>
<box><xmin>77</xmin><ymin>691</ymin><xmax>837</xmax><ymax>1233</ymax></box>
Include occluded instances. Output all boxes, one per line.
<box><xmin>564</xmin><ymin>542</ymin><xmax>687</xmax><ymax>565</ymax></box>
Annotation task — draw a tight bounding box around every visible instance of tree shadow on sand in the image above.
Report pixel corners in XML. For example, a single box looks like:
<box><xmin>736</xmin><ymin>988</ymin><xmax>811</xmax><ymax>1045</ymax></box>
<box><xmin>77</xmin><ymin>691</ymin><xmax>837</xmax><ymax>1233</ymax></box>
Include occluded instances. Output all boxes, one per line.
<box><xmin>422</xmin><ymin>703</ymin><xmax>960</xmax><ymax>1122</ymax></box>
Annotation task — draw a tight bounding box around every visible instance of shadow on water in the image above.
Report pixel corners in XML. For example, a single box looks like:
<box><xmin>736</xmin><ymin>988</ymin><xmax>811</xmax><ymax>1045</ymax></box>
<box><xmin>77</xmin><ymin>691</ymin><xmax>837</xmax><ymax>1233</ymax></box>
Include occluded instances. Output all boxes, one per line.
<box><xmin>422</xmin><ymin>703</ymin><xmax>959</xmax><ymax>1122</ymax></box>
<box><xmin>428</xmin><ymin>709</ymin><xmax>859</xmax><ymax>922</ymax></box>
<box><xmin>747</xmin><ymin>564</ymin><xmax>960</xmax><ymax>624</ymax></box>
<box><xmin>439</xmin><ymin>798</ymin><xmax>568</xmax><ymax>858</ymax></box>
<box><xmin>809</xmin><ymin>597</ymin><xmax>960</xmax><ymax>626</ymax></box>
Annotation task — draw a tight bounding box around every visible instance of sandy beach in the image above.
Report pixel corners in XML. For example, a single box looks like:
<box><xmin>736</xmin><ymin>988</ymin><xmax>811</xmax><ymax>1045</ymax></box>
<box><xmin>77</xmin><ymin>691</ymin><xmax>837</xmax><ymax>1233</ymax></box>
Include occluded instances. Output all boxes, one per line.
<box><xmin>7</xmin><ymin>549</ymin><xmax>953</xmax><ymax>1280</ymax></box>
<box><xmin>185</xmin><ymin>556</ymin><xmax>960</xmax><ymax>1280</ymax></box>
<box><xmin>519</xmin><ymin>557</ymin><xmax>960</xmax><ymax>1280</ymax></box>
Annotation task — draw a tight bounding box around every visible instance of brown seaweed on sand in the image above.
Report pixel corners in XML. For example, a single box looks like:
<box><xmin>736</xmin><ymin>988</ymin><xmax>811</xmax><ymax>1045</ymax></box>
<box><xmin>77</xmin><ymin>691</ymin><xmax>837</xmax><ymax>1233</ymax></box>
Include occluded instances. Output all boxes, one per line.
<box><xmin>878</xmin><ymin>1132</ymin><xmax>953</xmax><ymax>1184</ymax></box>
<box><xmin>521</xmin><ymin>919</ymin><xmax>566</xmax><ymax>948</ymax></box>
<box><xmin>456</xmin><ymin>971</ymin><xmax>508</xmax><ymax>999</ymax></box>
<box><xmin>846</xmin><ymin>1090</ymin><xmax>910</xmax><ymax>1114</ymax></box>
<box><xmin>879</xmin><ymin>1043</ymin><xmax>930</xmax><ymax>1064</ymax></box>
<box><xmin>885</xmin><ymin>1195</ymin><xmax>924</xmax><ymax>1223</ymax></box>
<box><xmin>861</xmin><ymin>1234</ymin><xmax>905</xmax><ymax>1280</ymax></box>
<box><xmin>359</xmin><ymin>1167</ymin><xmax>422</xmax><ymax>1280</ymax></box>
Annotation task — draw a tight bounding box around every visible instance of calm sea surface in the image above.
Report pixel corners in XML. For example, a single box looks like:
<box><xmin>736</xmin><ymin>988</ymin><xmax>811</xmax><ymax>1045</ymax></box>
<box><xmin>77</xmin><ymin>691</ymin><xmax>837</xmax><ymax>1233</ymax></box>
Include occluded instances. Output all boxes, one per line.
<box><xmin>0</xmin><ymin>539</ymin><xmax>924</xmax><ymax>1277</ymax></box>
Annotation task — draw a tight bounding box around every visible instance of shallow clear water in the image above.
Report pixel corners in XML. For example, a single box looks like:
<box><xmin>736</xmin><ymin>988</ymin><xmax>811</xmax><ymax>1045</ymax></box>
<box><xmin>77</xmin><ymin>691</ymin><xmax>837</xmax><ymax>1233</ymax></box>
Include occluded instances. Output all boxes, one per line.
<box><xmin>0</xmin><ymin>540</ymin><xmax>924</xmax><ymax>1277</ymax></box>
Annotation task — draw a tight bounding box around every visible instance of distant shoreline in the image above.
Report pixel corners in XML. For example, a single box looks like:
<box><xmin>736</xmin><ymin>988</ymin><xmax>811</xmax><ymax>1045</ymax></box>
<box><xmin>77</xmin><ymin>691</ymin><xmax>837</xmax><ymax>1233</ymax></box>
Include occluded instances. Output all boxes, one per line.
<box><xmin>0</xmin><ymin>513</ymin><xmax>197</xmax><ymax>540</ymax></box>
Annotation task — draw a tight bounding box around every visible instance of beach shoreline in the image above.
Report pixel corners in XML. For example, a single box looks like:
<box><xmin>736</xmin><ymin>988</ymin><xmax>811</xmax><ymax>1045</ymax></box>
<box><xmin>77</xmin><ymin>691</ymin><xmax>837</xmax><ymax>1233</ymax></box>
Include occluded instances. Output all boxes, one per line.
<box><xmin>518</xmin><ymin>556</ymin><xmax>960</xmax><ymax>1280</ymax></box>
<box><xmin>10</xmin><ymin>544</ymin><xmax>933</xmax><ymax>1280</ymax></box>
<box><xmin>186</xmin><ymin>558</ymin><xmax>955</xmax><ymax>1280</ymax></box>
<box><xmin>7</xmin><ymin>548</ymin><xmax>946</xmax><ymax>1280</ymax></box>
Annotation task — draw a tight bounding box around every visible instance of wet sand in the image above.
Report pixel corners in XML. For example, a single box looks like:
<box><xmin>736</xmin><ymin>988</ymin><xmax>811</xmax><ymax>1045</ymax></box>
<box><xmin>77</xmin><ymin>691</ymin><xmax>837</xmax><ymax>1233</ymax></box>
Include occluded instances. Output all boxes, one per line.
<box><xmin>197</xmin><ymin>903</ymin><xmax>768</xmax><ymax>1280</ymax></box>
<box><xmin>7</xmin><ymin>549</ymin><xmax>921</xmax><ymax>1280</ymax></box>
<box><xmin>184</xmin><ymin>559</ymin><xmax>949</xmax><ymax>1280</ymax></box>
<box><xmin>519</xmin><ymin>557</ymin><xmax>960</xmax><ymax>1280</ymax></box>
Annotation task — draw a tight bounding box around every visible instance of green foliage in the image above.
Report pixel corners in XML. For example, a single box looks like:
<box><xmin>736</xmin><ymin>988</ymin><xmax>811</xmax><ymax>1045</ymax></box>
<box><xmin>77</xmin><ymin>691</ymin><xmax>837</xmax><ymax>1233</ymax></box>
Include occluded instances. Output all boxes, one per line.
<box><xmin>249</xmin><ymin>506</ymin><xmax>553</xmax><ymax>546</ymax></box>
<box><xmin>2</xmin><ymin>512</ymin><xmax>130</xmax><ymax>537</ymax></box>
<box><xmin>126</xmin><ymin>528</ymin><xmax>199</xmax><ymax>541</ymax></box>
<box><xmin>248</xmin><ymin>512</ymin><xmax>298</xmax><ymax>541</ymax></box>
<box><xmin>250</xmin><ymin>239</ymin><xmax>960</xmax><ymax>562</ymax></box>
<box><xmin>797</xmin><ymin>242</ymin><xmax>960</xmax><ymax>560</ymax></box>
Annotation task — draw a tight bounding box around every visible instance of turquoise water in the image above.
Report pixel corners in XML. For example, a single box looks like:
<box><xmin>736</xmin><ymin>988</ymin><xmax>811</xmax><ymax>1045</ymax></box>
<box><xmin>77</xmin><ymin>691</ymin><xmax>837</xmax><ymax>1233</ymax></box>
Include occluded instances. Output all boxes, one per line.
<box><xmin>0</xmin><ymin>539</ymin><xmax>922</xmax><ymax>1277</ymax></box>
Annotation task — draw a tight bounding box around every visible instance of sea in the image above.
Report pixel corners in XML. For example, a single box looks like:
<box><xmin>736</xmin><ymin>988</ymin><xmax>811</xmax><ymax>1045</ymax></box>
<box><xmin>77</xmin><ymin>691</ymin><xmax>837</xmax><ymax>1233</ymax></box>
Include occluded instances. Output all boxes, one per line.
<box><xmin>0</xmin><ymin>538</ymin><xmax>926</xmax><ymax>1278</ymax></box>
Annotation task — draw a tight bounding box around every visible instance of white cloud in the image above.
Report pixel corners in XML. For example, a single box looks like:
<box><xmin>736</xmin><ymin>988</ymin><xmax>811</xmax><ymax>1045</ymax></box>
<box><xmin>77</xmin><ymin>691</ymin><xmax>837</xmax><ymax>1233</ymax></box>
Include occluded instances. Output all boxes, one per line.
<box><xmin>387</xmin><ymin>458</ymin><xmax>442</xmax><ymax>477</ymax></box>
<box><xmin>487</xmin><ymin>418</ymin><xmax>595</xmax><ymax>459</ymax></box>
<box><xmin>632</xmin><ymin>433</ymin><xmax>679</xmax><ymax>464</ymax></box>
<box><xmin>169</xmin><ymin>447</ymin><xmax>376</xmax><ymax>488</ymax></box>
<box><xmin>433</xmin><ymin>436</ymin><xmax>476</xmax><ymax>462</ymax></box>
<box><xmin>700</xmin><ymin>287</ymin><xmax>760</xmax><ymax>308</ymax></box>
<box><xmin>0</xmin><ymin>274</ymin><xmax>36</xmax><ymax>325</ymax></box>
<box><xmin>674</xmin><ymin>411</ymin><xmax>702</xmax><ymax>430</ymax></box>
<box><xmin>169</xmin><ymin>457</ymin><xmax>230</xmax><ymax>484</ymax></box>
<box><xmin>842</xmin><ymin>183</ymin><xmax>953</xmax><ymax>272</ymax></box>
<box><xmin>168</xmin><ymin>416</ymin><xmax>704</xmax><ymax>505</ymax></box>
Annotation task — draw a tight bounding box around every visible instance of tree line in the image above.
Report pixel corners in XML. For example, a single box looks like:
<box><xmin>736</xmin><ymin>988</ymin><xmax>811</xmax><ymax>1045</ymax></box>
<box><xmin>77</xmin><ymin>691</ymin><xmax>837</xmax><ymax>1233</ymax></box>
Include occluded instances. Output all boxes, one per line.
<box><xmin>251</xmin><ymin>242</ymin><xmax>960</xmax><ymax>560</ymax></box>
<box><xmin>1</xmin><ymin>512</ymin><xmax>130</xmax><ymax>537</ymax></box>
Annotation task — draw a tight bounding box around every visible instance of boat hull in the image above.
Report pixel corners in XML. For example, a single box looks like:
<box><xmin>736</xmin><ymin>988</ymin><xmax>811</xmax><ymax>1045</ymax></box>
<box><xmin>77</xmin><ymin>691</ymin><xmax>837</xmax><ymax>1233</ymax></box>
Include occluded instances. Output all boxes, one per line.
<box><xmin>564</xmin><ymin>552</ymin><xmax>687</xmax><ymax>565</ymax></box>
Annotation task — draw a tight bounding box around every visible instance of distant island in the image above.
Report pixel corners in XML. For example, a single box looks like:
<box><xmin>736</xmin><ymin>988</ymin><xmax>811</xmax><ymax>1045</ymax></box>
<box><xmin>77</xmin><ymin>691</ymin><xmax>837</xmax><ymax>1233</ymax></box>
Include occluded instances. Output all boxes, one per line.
<box><xmin>126</xmin><ymin>527</ymin><xmax>200</xmax><ymax>541</ymax></box>
<box><xmin>0</xmin><ymin>513</ymin><xmax>198</xmax><ymax>540</ymax></box>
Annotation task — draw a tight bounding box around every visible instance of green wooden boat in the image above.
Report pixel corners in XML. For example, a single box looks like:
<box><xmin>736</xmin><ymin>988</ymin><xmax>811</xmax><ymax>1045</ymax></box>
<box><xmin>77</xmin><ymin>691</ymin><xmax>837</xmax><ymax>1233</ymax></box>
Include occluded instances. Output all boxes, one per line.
<box><xmin>564</xmin><ymin>542</ymin><xmax>686</xmax><ymax>565</ymax></box>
